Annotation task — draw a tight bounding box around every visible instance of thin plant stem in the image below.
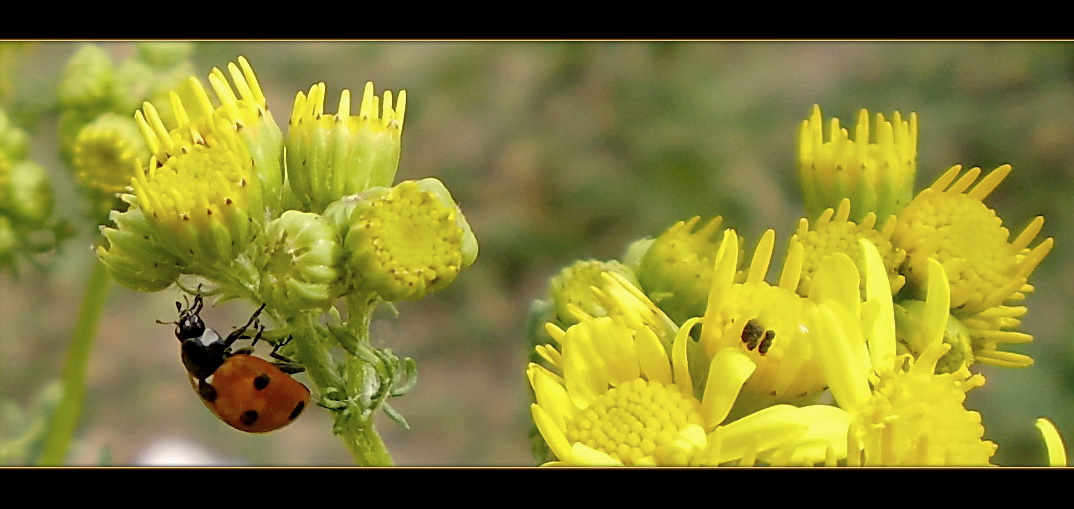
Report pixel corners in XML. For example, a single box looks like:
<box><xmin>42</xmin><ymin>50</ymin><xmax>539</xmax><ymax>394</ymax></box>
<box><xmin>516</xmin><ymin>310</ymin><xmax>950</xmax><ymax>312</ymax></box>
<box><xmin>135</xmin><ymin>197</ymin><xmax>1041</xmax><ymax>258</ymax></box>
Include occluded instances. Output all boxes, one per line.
<box><xmin>37</xmin><ymin>261</ymin><xmax>112</xmax><ymax>465</ymax></box>
<box><xmin>285</xmin><ymin>311</ymin><xmax>394</xmax><ymax>466</ymax></box>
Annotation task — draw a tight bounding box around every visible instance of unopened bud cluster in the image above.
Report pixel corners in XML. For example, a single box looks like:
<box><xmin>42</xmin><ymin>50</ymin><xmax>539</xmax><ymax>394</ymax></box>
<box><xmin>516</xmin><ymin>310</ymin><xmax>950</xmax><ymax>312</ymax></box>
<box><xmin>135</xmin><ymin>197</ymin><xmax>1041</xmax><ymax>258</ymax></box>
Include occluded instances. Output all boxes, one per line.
<box><xmin>97</xmin><ymin>55</ymin><xmax>477</xmax><ymax>312</ymax></box>
<box><xmin>58</xmin><ymin>43</ymin><xmax>195</xmax><ymax>224</ymax></box>
<box><xmin>0</xmin><ymin>108</ymin><xmax>62</xmax><ymax>273</ymax></box>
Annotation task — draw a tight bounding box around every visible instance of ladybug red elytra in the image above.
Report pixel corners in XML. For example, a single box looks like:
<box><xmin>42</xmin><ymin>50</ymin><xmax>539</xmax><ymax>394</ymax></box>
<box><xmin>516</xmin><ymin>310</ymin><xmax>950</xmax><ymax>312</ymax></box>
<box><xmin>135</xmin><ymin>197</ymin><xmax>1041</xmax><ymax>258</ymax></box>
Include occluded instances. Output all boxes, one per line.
<box><xmin>166</xmin><ymin>294</ymin><xmax>311</xmax><ymax>433</ymax></box>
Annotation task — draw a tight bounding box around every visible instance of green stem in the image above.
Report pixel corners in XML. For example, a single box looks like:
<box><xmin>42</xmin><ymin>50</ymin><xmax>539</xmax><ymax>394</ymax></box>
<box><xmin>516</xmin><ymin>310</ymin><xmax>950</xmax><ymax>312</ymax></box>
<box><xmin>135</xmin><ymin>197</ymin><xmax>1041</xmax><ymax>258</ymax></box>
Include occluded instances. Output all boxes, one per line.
<box><xmin>37</xmin><ymin>261</ymin><xmax>112</xmax><ymax>465</ymax></box>
<box><xmin>286</xmin><ymin>311</ymin><xmax>393</xmax><ymax>466</ymax></box>
<box><xmin>339</xmin><ymin>416</ymin><xmax>393</xmax><ymax>466</ymax></box>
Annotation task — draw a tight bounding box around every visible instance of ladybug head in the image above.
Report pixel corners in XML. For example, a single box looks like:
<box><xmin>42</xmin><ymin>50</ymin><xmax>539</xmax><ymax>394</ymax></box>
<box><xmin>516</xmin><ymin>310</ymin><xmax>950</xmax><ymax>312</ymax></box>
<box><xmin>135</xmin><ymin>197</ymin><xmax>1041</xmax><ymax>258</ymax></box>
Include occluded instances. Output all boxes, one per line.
<box><xmin>174</xmin><ymin>294</ymin><xmax>206</xmax><ymax>340</ymax></box>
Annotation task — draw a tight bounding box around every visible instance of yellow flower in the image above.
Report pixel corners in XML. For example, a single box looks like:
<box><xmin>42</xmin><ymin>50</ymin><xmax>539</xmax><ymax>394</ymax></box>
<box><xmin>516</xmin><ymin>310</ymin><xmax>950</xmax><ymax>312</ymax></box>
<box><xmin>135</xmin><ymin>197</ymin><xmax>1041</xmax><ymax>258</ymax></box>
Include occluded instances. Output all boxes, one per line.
<box><xmin>798</xmin><ymin>105</ymin><xmax>918</xmax><ymax>222</ymax></box>
<box><xmin>699</xmin><ymin>229</ymin><xmax>837</xmax><ymax>416</ymax></box>
<box><xmin>892</xmin><ymin>164</ymin><xmax>1053</xmax><ymax>367</ymax></box>
<box><xmin>129</xmin><ymin>123</ymin><xmax>263</xmax><ymax>266</ymax></box>
<box><xmin>811</xmin><ymin>239</ymin><xmax>997</xmax><ymax>466</ymax></box>
<box><xmin>529</xmin><ymin>273</ymin><xmax>850</xmax><ymax>466</ymax></box>
<box><xmin>793</xmin><ymin>198</ymin><xmax>905</xmax><ymax>298</ymax></box>
<box><xmin>286</xmin><ymin>82</ymin><xmax>406</xmax><ymax>212</ymax></box>
<box><xmin>341</xmin><ymin>178</ymin><xmax>477</xmax><ymax>302</ymax></box>
<box><xmin>135</xmin><ymin>56</ymin><xmax>283</xmax><ymax>212</ymax></box>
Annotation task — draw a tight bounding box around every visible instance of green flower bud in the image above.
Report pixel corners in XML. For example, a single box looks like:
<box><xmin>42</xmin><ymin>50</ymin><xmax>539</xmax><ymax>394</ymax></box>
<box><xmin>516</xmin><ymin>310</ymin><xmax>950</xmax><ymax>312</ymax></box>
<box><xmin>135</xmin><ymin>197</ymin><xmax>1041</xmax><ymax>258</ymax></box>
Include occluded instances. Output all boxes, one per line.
<box><xmin>0</xmin><ymin>109</ymin><xmax>28</xmax><ymax>161</ymax></box>
<box><xmin>2</xmin><ymin>160</ymin><xmax>53</xmax><ymax>228</ymax></box>
<box><xmin>72</xmin><ymin>113</ymin><xmax>149</xmax><ymax>220</ymax></box>
<box><xmin>343</xmin><ymin>178</ymin><xmax>476</xmax><ymax>302</ymax></box>
<box><xmin>547</xmin><ymin>259</ymin><xmax>639</xmax><ymax>326</ymax></box>
<box><xmin>895</xmin><ymin>300</ymin><xmax>975</xmax><ymax>374</ymax></box>
<box><xmin>286</xmin><ymin>82</ymin><xmax>405</xmax><ymax>212</ymax></box>
<box><xmin>135</xmin><ymin>42</ymin><xmax>194</xmax><ymax>70</ymax></box>
<box><xmin>111</xmin><ymin>59</ymin><xmax>157</xmax><ymax>115</ymax></box>
<box><xmin>255</xmin><ymin>210</ymin><xmax>344</xmax><ymax>311</ymax></box>
<box><xmin>96</xmin><ymin>199</ymin><xmax>185</xmax><ymax>292</ymax></box>
<box><xmin>636</xmin><ymin>216</ymin><xmax>740</xmax><ymax>324</ymax></box>
<box><xmin>57</xmin><ymin>44</ymin><xmax>115</xmax><ymax>112</ymax></box>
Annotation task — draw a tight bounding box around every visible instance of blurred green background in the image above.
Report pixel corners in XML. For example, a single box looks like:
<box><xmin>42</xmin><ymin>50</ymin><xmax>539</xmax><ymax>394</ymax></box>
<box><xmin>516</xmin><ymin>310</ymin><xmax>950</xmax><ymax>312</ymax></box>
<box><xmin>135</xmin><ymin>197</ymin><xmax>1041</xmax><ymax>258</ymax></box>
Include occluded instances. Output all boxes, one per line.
<box><xmin>1</xmin><ymin>41</ymin><xmax>1072</xmax><ymax>465</ymax></box>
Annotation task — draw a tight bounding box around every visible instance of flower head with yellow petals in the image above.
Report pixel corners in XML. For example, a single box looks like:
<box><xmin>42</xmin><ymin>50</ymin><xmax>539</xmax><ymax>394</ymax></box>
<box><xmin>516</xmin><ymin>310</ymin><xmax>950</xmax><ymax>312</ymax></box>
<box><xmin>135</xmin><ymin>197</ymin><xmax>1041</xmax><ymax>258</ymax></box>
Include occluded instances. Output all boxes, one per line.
<box><xmin>811</xmin><ymin>239</ymin><xmax>997</xmax><ymax>466</ymax></box>
<box><xmin>698</xmin><ymin>229</ymin><xmax>840</xmax><ymax>416</ymax></box>
<box><xmin>892</xmin><ymin>164</ymin><xmax>1053</xmax><ymax>368</ymax></box>
<box><xmin>529</xmin><ymin>273</ymin><xmax>851</xmax><ymax>466</ymax></box>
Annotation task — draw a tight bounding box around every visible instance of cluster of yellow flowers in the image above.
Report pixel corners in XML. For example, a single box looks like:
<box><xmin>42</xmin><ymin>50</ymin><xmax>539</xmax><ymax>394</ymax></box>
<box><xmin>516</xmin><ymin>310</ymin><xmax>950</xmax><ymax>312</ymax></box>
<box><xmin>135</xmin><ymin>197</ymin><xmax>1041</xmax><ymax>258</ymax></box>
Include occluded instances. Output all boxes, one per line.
<box><xmin>527</xmin><ymin>105</ymin><xmax>1061</xmax><ymax>466</ymax></box>
<box><xmin>96</xmin><ymin>56</ymin><xmax>477</xmax><ymax>311</ymax></box>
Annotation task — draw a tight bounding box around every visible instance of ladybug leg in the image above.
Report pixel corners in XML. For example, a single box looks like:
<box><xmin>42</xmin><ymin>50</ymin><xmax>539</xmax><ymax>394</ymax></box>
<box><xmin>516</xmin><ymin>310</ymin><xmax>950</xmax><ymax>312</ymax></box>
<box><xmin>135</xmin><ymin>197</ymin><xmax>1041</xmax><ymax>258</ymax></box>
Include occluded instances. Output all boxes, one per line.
<box><xmin>226</xmin><ymin>324</ymin><xmax>266</xmax><ymax>358</ymax></box>
<box><xmin>222</xmin><ymin>303</ymin><xmax>267</xmax><ymax>349</ymax></box>
<box><xmin>268</xmin><ymin>336</ymin><xmax>306</xmax><ymax>375</ymax></box>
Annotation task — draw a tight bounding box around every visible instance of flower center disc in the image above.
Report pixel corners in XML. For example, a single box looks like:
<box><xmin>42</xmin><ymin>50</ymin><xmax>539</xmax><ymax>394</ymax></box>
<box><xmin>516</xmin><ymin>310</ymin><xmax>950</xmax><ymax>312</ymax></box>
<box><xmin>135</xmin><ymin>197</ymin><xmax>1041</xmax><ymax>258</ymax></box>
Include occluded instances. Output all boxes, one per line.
<box><xmin>564</xmin><ymin>378</ymin><xmax>704</xmax><ymax>465</ymax></box>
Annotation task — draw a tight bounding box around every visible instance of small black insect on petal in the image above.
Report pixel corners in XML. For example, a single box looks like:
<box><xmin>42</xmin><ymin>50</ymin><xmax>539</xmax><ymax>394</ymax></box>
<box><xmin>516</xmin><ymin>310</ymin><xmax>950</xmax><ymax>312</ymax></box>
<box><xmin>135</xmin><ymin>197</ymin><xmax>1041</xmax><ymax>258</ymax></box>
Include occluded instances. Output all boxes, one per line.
<box><xmin>741</xmin><ymin>319</ymin><xmax>764</xmax><ymax>351</ymax></box>
<box><xmin>758</xmin><ymin>330</ymin><xmax>776</xmax><ymax>355</ymax></box>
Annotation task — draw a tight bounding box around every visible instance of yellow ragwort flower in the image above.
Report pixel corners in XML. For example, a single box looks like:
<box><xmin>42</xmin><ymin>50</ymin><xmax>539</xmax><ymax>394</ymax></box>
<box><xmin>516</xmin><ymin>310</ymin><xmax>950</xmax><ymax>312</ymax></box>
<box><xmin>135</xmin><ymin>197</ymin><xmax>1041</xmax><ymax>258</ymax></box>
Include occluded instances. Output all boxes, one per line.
<box><xmin>135</xmin><ymin>56</ymin><xmax>283</xmax><ymax>212</ymax></box>
<box><xmin>287</xmin><ymin>81</ymin><xmax>405</xmax><ymax>212</ymax></box>
<box><xmin>811</xmin><ymin>240</ymin><xmax>996</xmax><ymax>466</ymax></box>
<box><xmin>798</xmin><ymin>105</ymin><xmax>918</xmax><ymax>222</ymax></box>
<box><xmin>892</xmin><ymin>164</ymin><xmax>1053</xmax><ymax>367</ymax></box>
<box><xmin>342</xmin><ymin>178</ymin><xmax>477</xmax><ymax>302</ymax></box>
<box><xmin>793</xmin><ymin>197</ymin><xmax>906</xmax><ymax>298</ymax></box>
<box><xmin>129</xmin><ymin>124</ymin><xmax>263</xmax><ymax>266</ymax></box>
<box><xmin>529</xmin><ymin>274</ymin><xmax>850</xmax><ymax>466</ymax></box>
<box><xmin>698</xmin><ymin>229</ymin><xmax>834</xmax><ymax>416</ymax></box>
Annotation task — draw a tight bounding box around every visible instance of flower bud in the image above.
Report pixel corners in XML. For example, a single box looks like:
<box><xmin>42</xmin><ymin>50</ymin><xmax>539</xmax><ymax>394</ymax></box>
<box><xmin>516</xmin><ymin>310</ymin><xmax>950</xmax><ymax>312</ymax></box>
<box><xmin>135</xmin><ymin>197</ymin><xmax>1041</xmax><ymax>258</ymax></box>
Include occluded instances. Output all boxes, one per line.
<box><xmin>546</xmin><ymin>259</ymin><xmax>639</xmax><ymax>326</ymax></box>
<box><xmin>635</xmin><ymin>216</ymin><xmax>740</xmax><ymax>324</ymax></box>
<box><xmin>286</xmin><ymin>82</ymin><xmax>405</xmax><ymax>212</ymax></box>
<box><xmin>0</xmin><ymin>109</ymin><xmax>28</xmax><ymax>161</ymax></box>
<box><xmin>57</xmin><ymin>44</ymin><xmax>115</xmax><ymax>112</ymax></box>
<box><xmin>255</xmin><ymin>210</ymin><xmax>344</xmax><ymax>311</ymax></box>
<box><xmin>2</xmin><ymin>160</ymin><xmax>53</xmax><ymax>228</ymax></box>
<box><xmin>136</xmin><ymin>57</ymin><xmax>283</xmax><ymax>213</ymax></box>
<box><xmin>798</xmin><ymin>105</ymin><xmax>917</xmax><ymax>221</ymax></box>
<box><xmin>136</xmin><ymin>42</ymin><xmax>194</xmax><ymax>70</ymax></box>
<box><xmin>342</xmin><ymin>178</ymin><xmax>476</xmax><ymax>302</ymax></box>
<box><xmin>97</xmin><ymin>199</ymin><xmax>185</xmax><ymax>292</ymax></box>
<box><xmin>72</xmin><ymin>113</ymin><xmax>149</xmax><ymax>220</ymax></box>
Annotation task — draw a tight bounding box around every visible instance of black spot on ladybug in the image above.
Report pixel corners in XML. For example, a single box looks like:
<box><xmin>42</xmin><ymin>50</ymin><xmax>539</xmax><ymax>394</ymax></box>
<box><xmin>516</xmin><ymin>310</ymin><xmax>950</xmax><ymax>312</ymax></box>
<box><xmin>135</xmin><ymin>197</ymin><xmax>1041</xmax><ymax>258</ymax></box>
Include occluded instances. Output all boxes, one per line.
<box><xmin>240</xmin><ymin>410</ymin><xmax>259</xmax><ymax>426</ymax></box>
<box><xmin>198</xmin><ymin>381</ymin><xmax>218</xmax><ymax>403</ymax></box>
<box><xmin>253</xmin><ymin>373</ymin><xmax>271</xmax><ymax>390</ymax></box>
<box><xmin>289</xmin><ymin>400</ymin><xmax>305</xmax><ymax>421</ymax></box>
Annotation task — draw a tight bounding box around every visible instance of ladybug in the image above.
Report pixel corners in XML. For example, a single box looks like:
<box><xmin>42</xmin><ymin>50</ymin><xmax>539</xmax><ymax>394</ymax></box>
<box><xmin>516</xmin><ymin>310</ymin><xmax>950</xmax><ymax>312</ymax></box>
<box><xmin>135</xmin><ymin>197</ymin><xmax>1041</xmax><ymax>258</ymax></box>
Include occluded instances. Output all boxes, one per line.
<box><xmin>166</xmin><ymin>294</ymin><xmax>311</xmax><ymax>433</ymax></box>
